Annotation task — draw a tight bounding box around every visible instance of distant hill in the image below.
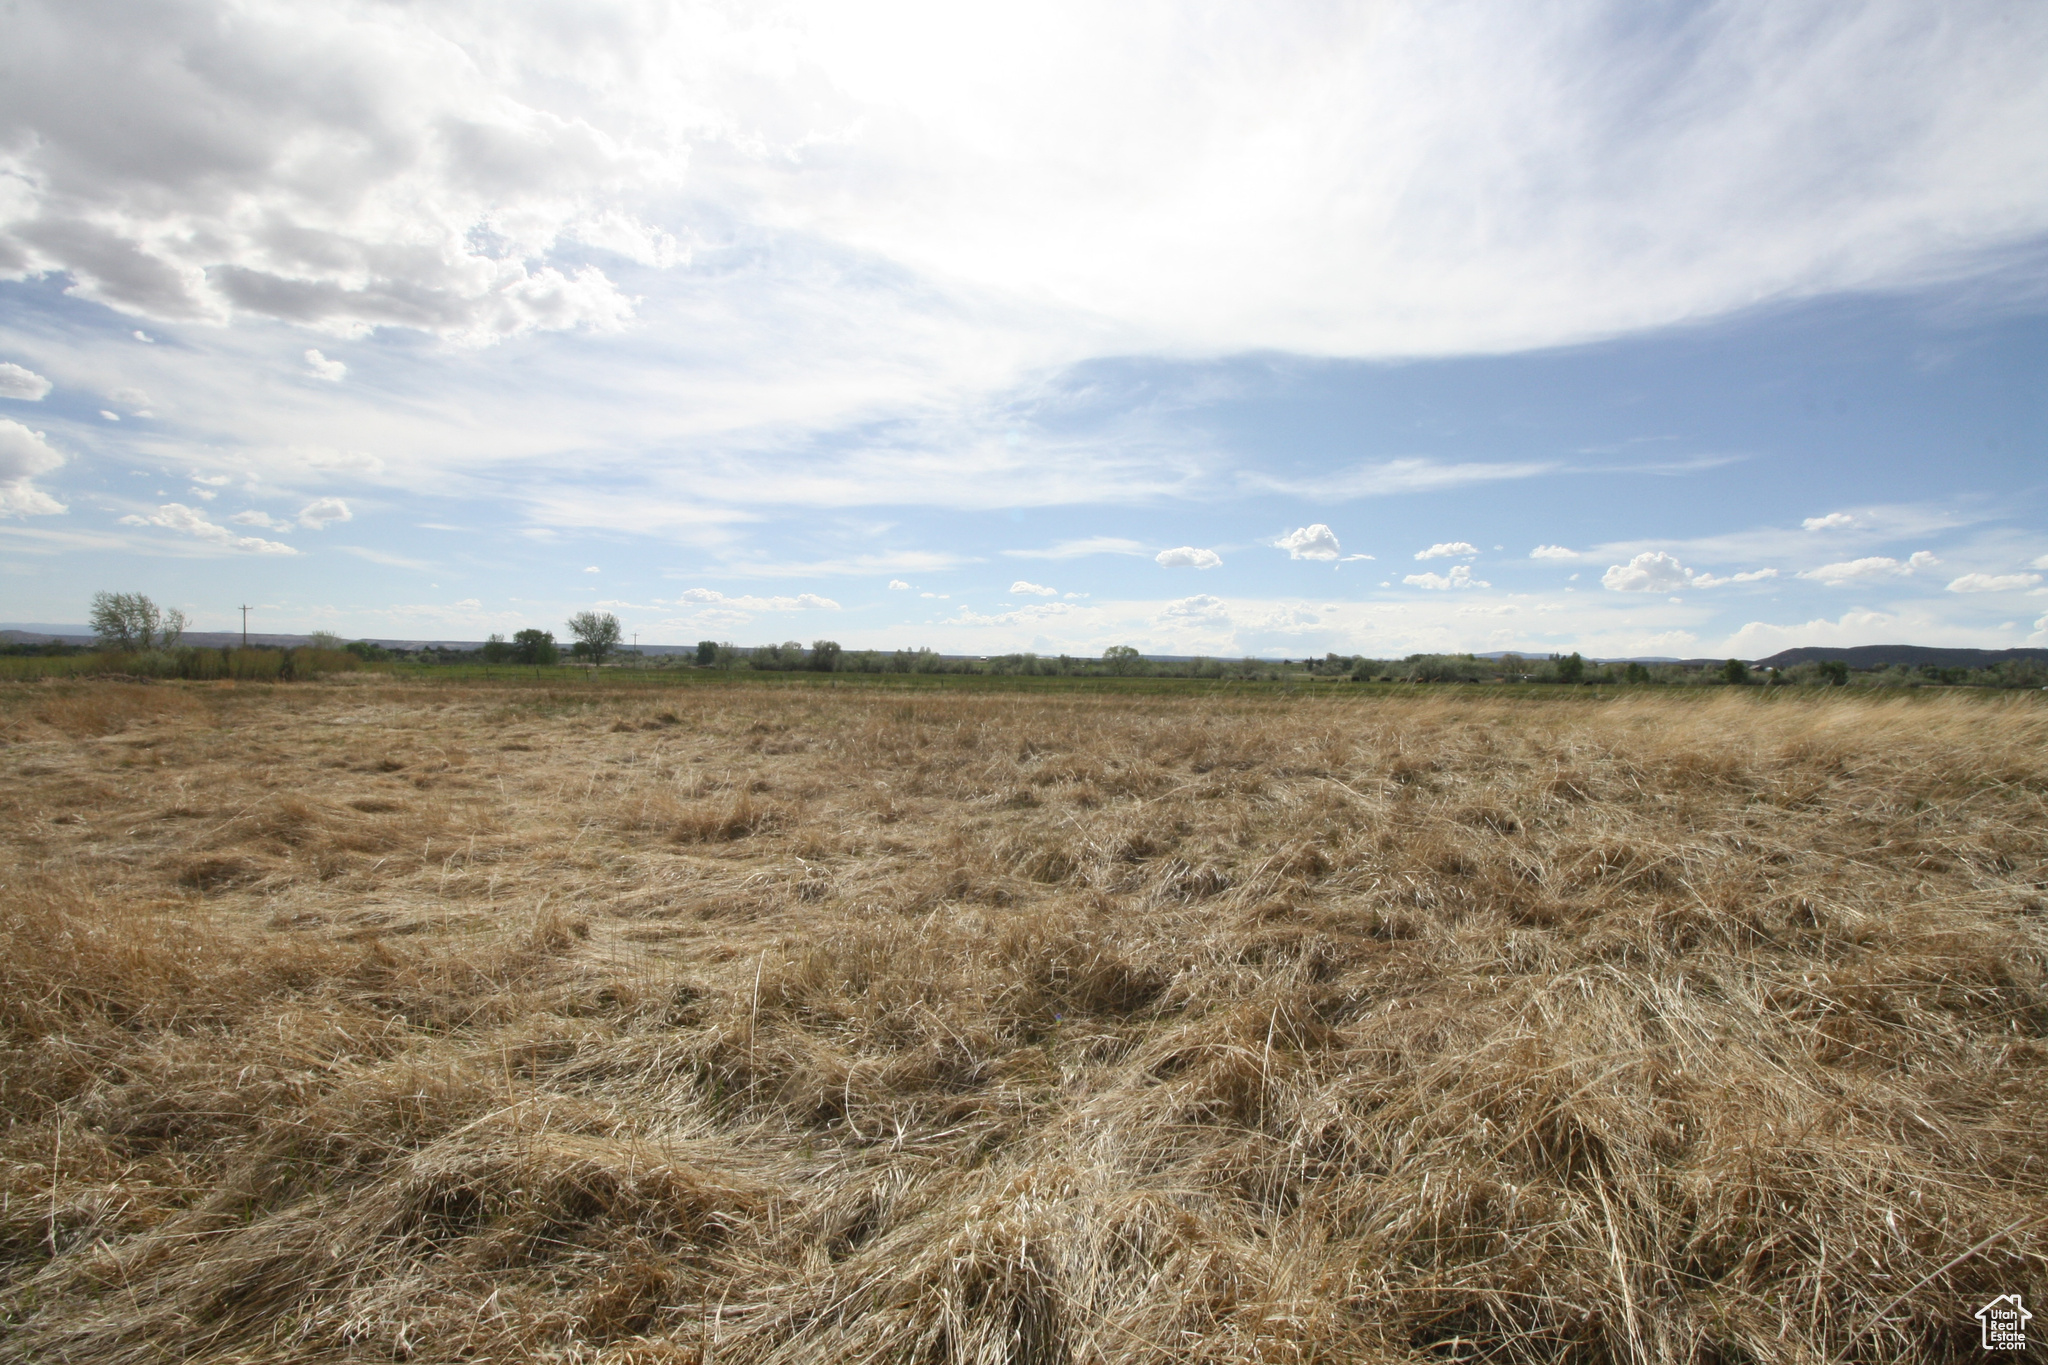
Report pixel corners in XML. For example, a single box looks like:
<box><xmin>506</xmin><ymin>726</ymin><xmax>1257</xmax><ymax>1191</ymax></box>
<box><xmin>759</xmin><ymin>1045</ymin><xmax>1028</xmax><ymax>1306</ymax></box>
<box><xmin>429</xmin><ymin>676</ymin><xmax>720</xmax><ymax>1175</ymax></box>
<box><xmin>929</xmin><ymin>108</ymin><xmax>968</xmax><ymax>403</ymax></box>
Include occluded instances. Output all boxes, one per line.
<box><xmin>1750</xmin><ymin>644</ymin><xmax>2048</xmax><ymax>670</ymax></box>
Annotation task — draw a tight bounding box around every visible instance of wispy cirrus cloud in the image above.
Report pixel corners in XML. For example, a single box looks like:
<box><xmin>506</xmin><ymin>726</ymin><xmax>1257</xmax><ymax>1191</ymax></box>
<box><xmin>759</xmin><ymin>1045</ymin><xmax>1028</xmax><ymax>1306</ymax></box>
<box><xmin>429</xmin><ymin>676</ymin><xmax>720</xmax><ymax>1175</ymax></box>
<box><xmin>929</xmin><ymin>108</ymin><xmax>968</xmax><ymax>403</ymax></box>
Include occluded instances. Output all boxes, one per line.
<box><xmin>120</xmin><ymin>502</ymin><xmax>296</xmax><ymax>554</ymax></box>
<box><xmin>1002</xmin><ymin>537</ymin><xmax>1146</xmax><ymax>560</ymax></box>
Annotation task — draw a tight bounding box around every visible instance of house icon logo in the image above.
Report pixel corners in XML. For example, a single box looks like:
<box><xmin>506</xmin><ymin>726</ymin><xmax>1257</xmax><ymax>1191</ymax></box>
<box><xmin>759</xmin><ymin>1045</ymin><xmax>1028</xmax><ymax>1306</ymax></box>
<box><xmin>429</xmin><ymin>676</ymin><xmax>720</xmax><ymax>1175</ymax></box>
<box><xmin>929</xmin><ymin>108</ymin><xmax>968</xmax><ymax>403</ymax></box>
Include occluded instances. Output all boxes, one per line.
<box><xmin>1977</xmin><ymin>1294</ymin><xmax>2031</xmax><ymax>1352</ymax></box>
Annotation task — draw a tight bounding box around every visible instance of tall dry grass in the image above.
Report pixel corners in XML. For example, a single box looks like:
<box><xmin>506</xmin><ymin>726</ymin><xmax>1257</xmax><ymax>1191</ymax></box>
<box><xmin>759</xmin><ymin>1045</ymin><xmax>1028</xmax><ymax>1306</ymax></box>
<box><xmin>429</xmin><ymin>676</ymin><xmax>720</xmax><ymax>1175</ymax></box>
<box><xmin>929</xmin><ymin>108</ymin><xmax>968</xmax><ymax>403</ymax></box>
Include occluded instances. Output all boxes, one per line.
<box><xmin>0</xmin><ymin>679</ymin><xmax>2043</xmax><ymax>1363</ymax></box>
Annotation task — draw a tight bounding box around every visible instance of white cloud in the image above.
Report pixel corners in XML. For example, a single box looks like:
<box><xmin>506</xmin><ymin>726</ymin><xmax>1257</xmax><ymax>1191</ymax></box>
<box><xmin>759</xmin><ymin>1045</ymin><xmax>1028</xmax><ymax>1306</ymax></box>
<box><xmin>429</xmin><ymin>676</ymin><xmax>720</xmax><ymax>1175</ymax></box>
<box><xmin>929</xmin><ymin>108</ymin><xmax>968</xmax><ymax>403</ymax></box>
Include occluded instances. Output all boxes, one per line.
<box><xmin>304</xmin><ymin>349</ymin><xmax>347</xmax><ymax>382</ymax></box>
<box><xmin>672</xmin><ymin>588</ymin><xmax>841</xmax><ymax>611</ymax></box>
<box><xmin>1601</xmin><ymin>551</ymin><xmax>1696</xmax><ymax>593</ymax></box>
<box><xmin>0</xmin><ymin>363</ymin><xmax>52</xmax><ymax>401</ymax></box>
<box><xmin>1249</xmin><ymin>459</ymin><xmax>1557</xmax><ymax>500</ymax></box>
<box><xmin>5</xmin><ymin>1</ymin><xmax>2037</xmax><ymax>400</ymax></box>
<box><xmin>1530</xmin><ymin>544</ymin><xmax>1577</xmax><ymax>559</ymax></box>
<box><xmin>99</xmin><ymin>410</ymin><xmax>120</xmax><ymax>421</ymax></box>
<box><xmin>119</xmin><ymin>503</ymin><xmax>296</xmax><ymax>554</ymax></box>
<box><xmin>1797</xmin><ymin>550</ymin><xmax>1939</xmax><ymax>585</ymax></box>
<box><xmin>1690</xmin><ymin>568</ymin><xmax>1779</xmax><ymax>587</ymax></box>
<box><xmin>0</xmin><ymin>419</ymin><xmax>66</xmax><ymax>516</ymax></box>
<box><xmin>301</xmin><ymin>448</ymin><xmax>386</xmax><ymax>476</ymax></box>
<box><xmin>298</xmin><ymin>496</ymin><xmax>352</xmax><ymax>529</ymax></box>
<box><xmin>1003</xmin><ymin>537</ymin><xmax>1146</xmax><ymax>559</ymax></box>
<box><xmin>186</xmin><ymin>486</ymin><xmax>217</xmax><ymax>501</ymax></box>
<box><xmin>1156</xmin><ymin>546</ymin><xmax>1222</xmax><ymax>569</ymax></box>
<box><xmin>189</xmin><ymin>472</ymin><xmax>231</xmax><ymax>486</ymax></box>
<box><xmin>230</xmin><ymin>509</ymin><xmax>292</xmax><ymax>531</ymax></box>
<box><xmin>947</xmin><ymin>601</ymin><xmax>1076</xmax><ymax>627</ymax></box>
<box><xmin>2032</xmin><ymin>555</ymin><xmax>2048</xmax><ymax>571</ymax></box>
<box><xmin>1404</xmin><ymin>565</ymin><xmax>1490</xmax><ymax>590</ymax></box>
<box><xmin>583</xmin><ymin>565</ymin><xmax>601</xmax><ymax>574</ymax></box>
<box><xmin>1415</xmin><ymin>541</ymin><xmax>1479</xmax><ymax>560</ymax></box>
<box><xmin>1275</xmin><ymin>523</ymin><xmax>1341</xmax><ymax>561</ymax></box>
<box><xmin>0</xmin><ymin>4</ymin><xmax>664</xmax><ymax>344</ymax></box>
<box><xmin>920</xmin><ymin>591</ymin><xmax>949</xmax><ymax>599</ymax></box>
<box><xmin>1803</xmin><ymin>512</ymin><xmax>1855</xmax><ymax>530</ymax></box>
<box><xmin>453</xmin><ymin>598</ymin><xmax>480</xmax><ymax>608</ymax></box>
<box><xmin>1010</xmin><ymin>580</ymin><xmax>1057</xmax><ymax>596</ymax></box>
<box><xmin>888</xmin><ymin>579</ymin><xmax>911</xmax><ymax>589</ymax></box>
<box><xmin>1947</xmin><ymin>572</ymin><xmax>2043</xmax><ymax>593</ymax></box>
<box><xmin>1155</xmin><ymin>594</ymin><xmax>1229</xmax><ymax>625</ymax></box>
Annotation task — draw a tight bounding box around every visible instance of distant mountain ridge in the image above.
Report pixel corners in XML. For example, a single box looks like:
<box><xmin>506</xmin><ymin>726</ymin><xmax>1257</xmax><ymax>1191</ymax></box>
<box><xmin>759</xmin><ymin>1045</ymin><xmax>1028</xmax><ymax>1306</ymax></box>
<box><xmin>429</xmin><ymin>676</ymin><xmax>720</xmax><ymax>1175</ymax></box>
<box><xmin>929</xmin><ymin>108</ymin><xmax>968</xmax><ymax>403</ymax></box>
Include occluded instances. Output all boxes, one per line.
<box><xmin>1749</xmin><ymin>645</ymin><xmax>2048</xmax><ymax>670</ymax></box>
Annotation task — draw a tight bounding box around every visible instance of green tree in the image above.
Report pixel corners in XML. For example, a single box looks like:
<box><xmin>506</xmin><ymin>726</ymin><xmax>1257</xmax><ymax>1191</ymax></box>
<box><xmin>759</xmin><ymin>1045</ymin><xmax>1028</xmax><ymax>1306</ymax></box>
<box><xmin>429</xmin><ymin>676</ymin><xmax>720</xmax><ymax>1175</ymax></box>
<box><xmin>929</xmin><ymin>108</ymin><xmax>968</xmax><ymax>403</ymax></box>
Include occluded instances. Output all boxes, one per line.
<box><xmin>89</xmin><ymin>591</ymin><xmax>185</xmax><ymax>651</ymax></box>
<box><xmin>1102</xmin><ymin>644</ymin><xmax>1143</xmax><ymax>676</ymax></box>
<box><xmin>1721</xmin><ymin>658</ymin><xmax>1751</xmax><ymax>685</ymax></box>
<box><xmin>1553</xmin><ymin>652</ymin><xmax>1586</xmax><ymax>684</ymax></box>
<box><xmin>809</xmin><ymin>639</ymin><xmax>842</xmax><ymax>672</ymax></box>
<box><xmin>481</xmin><ymin>633</ymin><xmax>511</xmax><ymax>663</ymax></box>
<box><xmin>307</xmin><ymin>630</ymin><xmax>344</xmax><ymax>650</ymax></box>
<box><xmin>566</xmin><ymin>611</ymin><xmax>622</xmax><ymax>664</ymax></box>
<box><xmin>512</xmin><ymin>628</ymin><xmax>558</xmax><ymax>665</ymax></box>
<box><xmin>1818</xmin><ymin>660</ymin><xmax>1849</xmax><ymax>686</ymax></box>
<box><xmin>696</xmin><ymin>639</ymin><xmax>718</xmax><ymax>666</ymax></box>
<box><xmin>1622</xmin><ymin>661</ymin><xmax>1652</xmax><ymax>684</ymax></box>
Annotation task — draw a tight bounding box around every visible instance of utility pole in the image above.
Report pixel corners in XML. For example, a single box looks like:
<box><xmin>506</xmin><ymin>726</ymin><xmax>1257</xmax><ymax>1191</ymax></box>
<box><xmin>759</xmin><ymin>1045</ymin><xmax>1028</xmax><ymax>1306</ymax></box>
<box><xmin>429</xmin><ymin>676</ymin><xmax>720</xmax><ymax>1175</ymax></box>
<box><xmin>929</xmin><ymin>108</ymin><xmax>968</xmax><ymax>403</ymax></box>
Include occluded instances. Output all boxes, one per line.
<box><xmin>240</xmin><ymin>604</ymin><xmax>251</xmax><ymax>648</ymax></box>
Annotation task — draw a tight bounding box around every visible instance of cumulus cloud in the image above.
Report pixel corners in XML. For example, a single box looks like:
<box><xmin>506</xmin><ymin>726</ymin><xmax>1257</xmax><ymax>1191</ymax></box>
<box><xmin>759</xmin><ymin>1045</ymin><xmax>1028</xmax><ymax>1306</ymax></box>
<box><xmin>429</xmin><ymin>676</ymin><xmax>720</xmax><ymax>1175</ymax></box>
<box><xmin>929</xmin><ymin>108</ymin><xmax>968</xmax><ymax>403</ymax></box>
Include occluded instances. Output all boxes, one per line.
<box><xmin>0</xmin><ymin>419</ymin><xmax>66</xmax><ymax>516</ymax></box>
<box><xmin>1946</xmin><ymin>572</ymin><xmax>2043</xmax><ymax>593</ymax></box>
<box><xmin>1605</xmin><ymin>551</ymin><xmax>1786</xmax><ymax>591</ymax></box>
<box><xmin>888</xmin><ymin>579</ymin><xmax>911</xmax><ymax>589</ymax></box>
<box><xmin>1156</xmin><ymin>546</ymin><xmax>1222</xmax><ymax>569</ymax></box>
<box><xmin>1414</xmin><ymin>542</ymin><xmax>1479</xmax><ymax>560</ymax></box>
<box><xmin>1275</xmin><ymin>523</ymin><xmax>1341</xmax><ymax>560</ymax></box>
<box><xmin>1404</xmin><ymin>565</ymin><xmax>1491</xmax><ymax>590</ymax></box>
<box><xmin>304</xmin><ymin>350</ymin><xmax>347</xmax><ymax>381</ymax></box>
<box><xmin>1601</xmin><ymin>551</ymin><xmax>1694</xmax><ymax>592</ymax></box>
<box><xmin>0</xmin><ymin>363</ymin><xmax>52</xmax><ymax>401</ymax></box>
<box><xmin>1010</xmin><ymin>580</ymin><xmax>1057</xmax><ymax>596</ymax></box>
<box><xmin>120</xmin><ymin>502</ymin><xmax>296</xmax><ymax>554</ymax></box>
<box><xmin>1529</xmin><ymin>544</ymin><xmax>1577</xmax><ymax>559</ymax></box>
<box><xmin>298</xmin><ymin>497</ymin><xmax>352</xmax><ymax>529</ymax></box>
<box><xmin>1803</xmin><ymin>512</ymin><xmax>1855</xmax><ymax>530</ymax></box>
<box><xmin>1156</xmin><ymin>594</ymin><xmax>1229</xmax><ymax>625</ymax></box>
<box><xmin>673</xmin><ymin>588</ymin><xmax>841</xmax><ymax>611</ymax></box>
<box><xmin>230</xmin><ymin>509</ymin><xmax>291</xmax><ymax>531</ymax></box>
<box><xmin>583</xmin><ymin>566</ymin><xmax>601</xmax><ymax>574</ymax></box>
<box><xmin>1797</xmin><ymin>551</ymin><xmax>1939</xmax><ymax>585</ymax></box>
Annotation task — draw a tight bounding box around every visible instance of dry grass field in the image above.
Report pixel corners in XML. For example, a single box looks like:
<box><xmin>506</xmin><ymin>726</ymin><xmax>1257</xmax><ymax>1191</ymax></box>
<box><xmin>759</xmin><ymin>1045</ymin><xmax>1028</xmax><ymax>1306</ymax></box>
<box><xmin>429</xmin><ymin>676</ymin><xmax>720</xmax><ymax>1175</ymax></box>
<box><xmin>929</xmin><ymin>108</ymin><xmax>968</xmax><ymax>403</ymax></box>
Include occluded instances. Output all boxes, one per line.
<box><xmin>1</xmin><ymin>678</ymin><xmax>2044</xmax><ymax>1364</ymax></box>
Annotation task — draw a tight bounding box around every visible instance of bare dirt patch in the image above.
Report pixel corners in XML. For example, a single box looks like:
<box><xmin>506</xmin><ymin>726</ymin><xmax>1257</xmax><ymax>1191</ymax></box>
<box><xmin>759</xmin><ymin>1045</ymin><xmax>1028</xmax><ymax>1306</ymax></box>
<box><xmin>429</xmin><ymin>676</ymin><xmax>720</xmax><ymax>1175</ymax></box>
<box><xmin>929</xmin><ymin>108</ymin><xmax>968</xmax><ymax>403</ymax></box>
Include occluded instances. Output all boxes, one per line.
<box><xmin>1</xmin><ymin>679</ymin><xmax>2043</xmax><ymax>1362</ymax></box>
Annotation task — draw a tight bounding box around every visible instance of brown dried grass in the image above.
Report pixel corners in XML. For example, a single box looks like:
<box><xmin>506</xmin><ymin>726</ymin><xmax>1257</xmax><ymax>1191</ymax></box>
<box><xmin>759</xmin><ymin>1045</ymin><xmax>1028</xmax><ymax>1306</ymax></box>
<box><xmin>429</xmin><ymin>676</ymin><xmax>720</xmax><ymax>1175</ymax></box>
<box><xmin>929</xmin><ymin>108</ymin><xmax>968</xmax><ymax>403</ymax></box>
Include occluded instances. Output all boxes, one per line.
<box><xmin>0</xmin><ymin>680</ymin><xmax>2043</xmax><ymax>1362</ymax></box>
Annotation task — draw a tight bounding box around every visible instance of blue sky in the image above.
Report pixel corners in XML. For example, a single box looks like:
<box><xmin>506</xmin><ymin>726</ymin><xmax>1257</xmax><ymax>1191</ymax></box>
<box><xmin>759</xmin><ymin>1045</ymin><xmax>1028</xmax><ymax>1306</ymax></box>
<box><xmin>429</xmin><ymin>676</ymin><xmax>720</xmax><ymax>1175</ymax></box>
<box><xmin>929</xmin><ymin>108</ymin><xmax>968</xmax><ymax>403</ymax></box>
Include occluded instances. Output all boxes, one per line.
<box><xmin>2</xmin><ymin>0</ymin><xmax>2045</xmax><ymax>657</ymax></box>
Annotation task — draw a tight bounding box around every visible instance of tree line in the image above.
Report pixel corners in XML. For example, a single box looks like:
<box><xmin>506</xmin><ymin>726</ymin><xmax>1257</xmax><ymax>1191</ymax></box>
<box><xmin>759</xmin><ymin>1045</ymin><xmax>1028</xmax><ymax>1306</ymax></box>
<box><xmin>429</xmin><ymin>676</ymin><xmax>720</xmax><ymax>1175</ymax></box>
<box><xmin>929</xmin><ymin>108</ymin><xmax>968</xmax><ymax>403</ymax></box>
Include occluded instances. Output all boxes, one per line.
<box><xmin>26</xmin><ymin>596</ymin><xmax>2043</xmax><ymax>690</ymax></box>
